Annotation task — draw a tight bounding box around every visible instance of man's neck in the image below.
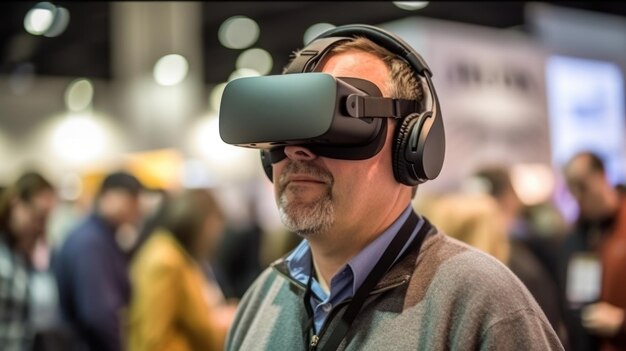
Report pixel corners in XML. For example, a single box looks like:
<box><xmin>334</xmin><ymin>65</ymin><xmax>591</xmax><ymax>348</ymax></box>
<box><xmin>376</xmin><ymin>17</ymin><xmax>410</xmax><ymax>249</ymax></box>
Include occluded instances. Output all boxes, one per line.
<box><xmin>312</xmin><ymin>258</ymin><xmax>331</xmax><ymax>295</ymax></box>
<box><xmin>308</xmin><ymin>199</ymin><xmax>411</xmax><ymax>289</ymax></box>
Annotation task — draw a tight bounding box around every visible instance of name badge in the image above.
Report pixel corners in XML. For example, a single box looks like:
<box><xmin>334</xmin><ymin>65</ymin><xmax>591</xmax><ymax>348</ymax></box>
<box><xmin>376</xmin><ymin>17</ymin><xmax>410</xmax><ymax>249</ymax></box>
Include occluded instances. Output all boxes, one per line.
<box><xmin>566</xmin><ymin>253</ymin><xmax>602</xmax><ymax>306</ymax></box>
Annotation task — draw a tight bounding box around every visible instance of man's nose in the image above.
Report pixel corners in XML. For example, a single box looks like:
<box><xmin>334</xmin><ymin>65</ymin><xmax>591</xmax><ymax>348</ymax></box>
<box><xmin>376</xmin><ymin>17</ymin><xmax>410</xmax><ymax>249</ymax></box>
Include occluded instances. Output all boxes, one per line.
<box><xmin>284</xmin><ymin>145</ymin><xmax>317</xmax><ymax>161</ymax></box>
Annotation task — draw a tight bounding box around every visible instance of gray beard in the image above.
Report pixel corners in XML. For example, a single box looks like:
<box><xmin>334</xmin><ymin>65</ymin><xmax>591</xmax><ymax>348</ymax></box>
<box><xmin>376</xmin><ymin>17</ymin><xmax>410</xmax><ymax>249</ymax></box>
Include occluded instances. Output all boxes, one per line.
<box><xmin>276</xmin><ymin>161</ymin><xmax>335</xmax><ymax>237</ymax></box>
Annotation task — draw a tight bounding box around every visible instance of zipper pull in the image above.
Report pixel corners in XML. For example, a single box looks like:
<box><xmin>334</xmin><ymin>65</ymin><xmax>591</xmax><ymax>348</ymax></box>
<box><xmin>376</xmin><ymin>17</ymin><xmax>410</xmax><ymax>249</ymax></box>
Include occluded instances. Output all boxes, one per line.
<box><xmin>310</xmin><ymin>334</ymin><xmax>319</xmax><ymax>349</ymax></box>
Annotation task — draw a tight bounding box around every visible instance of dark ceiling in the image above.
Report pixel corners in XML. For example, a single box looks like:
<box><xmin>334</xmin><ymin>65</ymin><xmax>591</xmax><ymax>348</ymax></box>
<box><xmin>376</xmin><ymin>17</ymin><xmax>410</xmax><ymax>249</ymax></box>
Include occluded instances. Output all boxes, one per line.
<box><xmin>1</xmin><ymin>1</ymin><xmax>626</xmax><ymax>85</ymax></box>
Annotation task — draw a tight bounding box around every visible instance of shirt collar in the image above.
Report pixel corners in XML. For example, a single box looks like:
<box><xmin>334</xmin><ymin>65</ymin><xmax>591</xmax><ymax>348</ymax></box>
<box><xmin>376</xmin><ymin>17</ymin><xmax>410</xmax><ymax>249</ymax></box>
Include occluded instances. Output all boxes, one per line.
<box><xmin>346</xmin><ymin>204</ymin><xmax>417</xmax><ymax>294</ymax></box>
<box><xmin>284</xmin><ymin>203</ymin><xmax>420</xmax><ymax>297</ymax></box>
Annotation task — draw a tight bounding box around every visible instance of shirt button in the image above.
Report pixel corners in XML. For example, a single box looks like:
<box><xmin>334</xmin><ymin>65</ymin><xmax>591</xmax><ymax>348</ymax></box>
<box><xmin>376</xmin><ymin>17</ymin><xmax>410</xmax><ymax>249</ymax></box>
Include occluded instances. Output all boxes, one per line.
<box><xmin>322</xmin><ymin>303</ymin><xmax>332</xmax><ymax>312</ymax></box>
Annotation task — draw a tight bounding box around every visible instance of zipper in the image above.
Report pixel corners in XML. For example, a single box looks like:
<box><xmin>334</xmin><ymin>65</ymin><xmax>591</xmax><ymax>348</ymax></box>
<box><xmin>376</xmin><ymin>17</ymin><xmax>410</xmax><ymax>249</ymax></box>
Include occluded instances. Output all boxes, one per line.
<box><xmin>369</xmin><ymin>275</ymin><xmax>410</xmax><ymax>295</ymax></box>
<box><xmin>275</xmin><ymin>263</ymin><xmax>410</xmax><ymax>296</ymax></box>
<box><xmin>309</xmin><ymin>334</ymin><xmax>319</xmax><ymax>350</ymax></box>
<box><xmin>273</xmin><ymin>265</ymin><xmax>411</xmax><ymax>350</ymax></box>
<box><xmin>311</xmin><ymin>276</ymin><xmax>410</xmax><ymax>350</ymax></box>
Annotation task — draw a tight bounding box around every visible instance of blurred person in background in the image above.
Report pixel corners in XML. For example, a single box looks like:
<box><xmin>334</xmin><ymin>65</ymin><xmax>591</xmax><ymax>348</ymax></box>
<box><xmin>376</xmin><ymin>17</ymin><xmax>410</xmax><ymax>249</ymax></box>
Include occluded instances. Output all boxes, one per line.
<box><xmin>127</xmin><ymin>188</ymin><xmax>236</xmax><ymax>351</ymax></box>
<box><xmin>419</xmin><ymin>192</ymin><xmax>510</xmax><ymax>264</ymax></box>
<box><xmin>0</xmin><ymin>171</ymin><xmax>58</xmax><ymax>351</ymax></box>
<box><xmin>560</xmin><ymin>151</ymin><xmax>626</xmax><ymax>351</ymax></box>
<box><xmin>213</xmin><ymin>196</ymin><xmax>264</xmax><ymax>300</ymax></box>
<box><xmin>53</xmin><ymin>171</ymin><xmax>144</xmax><ymax>351</ymax></box>
<box><xmin>473</xmin><ymin>166</ymin><xmax>568</xmax><ymax>345</ymax></box>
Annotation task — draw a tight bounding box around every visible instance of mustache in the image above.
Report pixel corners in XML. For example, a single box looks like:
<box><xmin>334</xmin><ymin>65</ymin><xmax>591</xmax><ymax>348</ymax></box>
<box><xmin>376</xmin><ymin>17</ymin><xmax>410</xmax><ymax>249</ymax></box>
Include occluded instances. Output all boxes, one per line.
<box><xmin>277</xmin><ymin>160</ymin><xmax>333</xmax><ymax>190</ymax></box>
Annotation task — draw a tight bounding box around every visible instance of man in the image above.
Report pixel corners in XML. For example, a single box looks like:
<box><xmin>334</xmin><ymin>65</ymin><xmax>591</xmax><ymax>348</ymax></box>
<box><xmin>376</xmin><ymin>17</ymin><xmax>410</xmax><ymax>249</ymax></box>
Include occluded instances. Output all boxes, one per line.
<box><xmin>224</xmin><ymin>26</ymin><xmax>562</xmax><ymax>350</ymax></box>
<box><xmin>560</xmin><ymin>152</ymin><xmax>626</xmax><ymax>351</ymax></box>
<box><xmin>54</xmin><ymin>171</ymin><xmax>144</xmax><ymax>351</ymax></box>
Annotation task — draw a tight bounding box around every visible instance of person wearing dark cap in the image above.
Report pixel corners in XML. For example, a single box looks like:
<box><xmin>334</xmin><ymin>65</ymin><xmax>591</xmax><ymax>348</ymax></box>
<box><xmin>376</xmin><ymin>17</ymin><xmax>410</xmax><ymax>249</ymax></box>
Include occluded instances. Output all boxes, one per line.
<box><xmin>53</xmin><ymin>171</ymin><xmax>144</xmax><ymax>351</ymax></box>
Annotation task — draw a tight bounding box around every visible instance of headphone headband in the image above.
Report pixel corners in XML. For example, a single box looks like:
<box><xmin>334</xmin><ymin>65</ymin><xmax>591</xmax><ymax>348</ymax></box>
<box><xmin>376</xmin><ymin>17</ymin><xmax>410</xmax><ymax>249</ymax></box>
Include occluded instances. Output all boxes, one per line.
<box><xmin>314</xmin><ymin>24</ymin><xmax>432</xmax><ymax>77</ymax></box>
<box><xmin>261</xmin><ymin>24</ymin><xmax>445</xmax><ymax>185</ymax></box>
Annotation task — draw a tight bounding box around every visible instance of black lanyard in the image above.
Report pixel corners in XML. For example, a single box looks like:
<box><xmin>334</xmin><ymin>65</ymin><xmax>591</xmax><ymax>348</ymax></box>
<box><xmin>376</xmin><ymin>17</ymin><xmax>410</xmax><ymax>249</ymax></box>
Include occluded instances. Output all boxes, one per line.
<box><xmin>303</xmin><ymin>211</ymin><xmax>431</xmax><ymax>350</ymax></box>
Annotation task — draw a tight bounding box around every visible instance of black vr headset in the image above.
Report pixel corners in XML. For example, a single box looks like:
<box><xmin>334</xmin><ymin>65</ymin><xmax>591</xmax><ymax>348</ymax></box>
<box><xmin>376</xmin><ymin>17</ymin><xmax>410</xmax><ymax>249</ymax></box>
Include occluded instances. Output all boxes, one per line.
<box><xmin>219</xmin><ymin>24</ymin><xmax>445</xmax><ymax>186</ymax></box>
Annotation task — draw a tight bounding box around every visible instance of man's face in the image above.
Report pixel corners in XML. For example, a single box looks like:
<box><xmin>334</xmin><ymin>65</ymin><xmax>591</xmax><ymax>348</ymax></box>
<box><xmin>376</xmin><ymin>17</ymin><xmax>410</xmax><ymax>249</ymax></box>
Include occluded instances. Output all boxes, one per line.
<box><xmin>565</xmin><ymin>157</ymin><xmax>610</xmax><ymax>220</ymax></box>
<box><xmin>101</xmin><ymin>189</ymin><xmax>142</xmax><ymax>226</ymax></box>
<box><xmin>273</xmin><ymin>51</ymin><xmax>405</xmax><ymax>237</ymax></box>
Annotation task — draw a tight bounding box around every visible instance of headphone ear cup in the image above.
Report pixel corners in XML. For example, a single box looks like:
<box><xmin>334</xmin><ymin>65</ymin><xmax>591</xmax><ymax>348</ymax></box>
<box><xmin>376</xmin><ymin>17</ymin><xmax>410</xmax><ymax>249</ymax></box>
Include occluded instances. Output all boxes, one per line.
<box><xmin>393</xmin><ymin>113</ymin><xmax>427</xmax><ymax>186</ymax></box>
<box><xmin>260</xmin><ymin>150</ymin><xmax>273</xmax><ymax>182</ymax></box>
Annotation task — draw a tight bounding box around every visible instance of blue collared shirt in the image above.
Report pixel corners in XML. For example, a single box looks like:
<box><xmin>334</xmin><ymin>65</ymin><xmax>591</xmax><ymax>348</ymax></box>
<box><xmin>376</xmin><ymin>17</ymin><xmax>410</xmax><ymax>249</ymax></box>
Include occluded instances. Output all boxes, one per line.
<box><xmin>285</xmin><ymin>204</ymin><xmax>423</xmax><ymax>333</ymax></box>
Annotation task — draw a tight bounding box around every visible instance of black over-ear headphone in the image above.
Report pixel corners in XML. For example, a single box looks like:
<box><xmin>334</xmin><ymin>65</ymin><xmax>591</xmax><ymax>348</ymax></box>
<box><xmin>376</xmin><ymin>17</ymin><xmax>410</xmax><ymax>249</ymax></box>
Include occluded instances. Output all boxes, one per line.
<box><xmin>261</xmin><ymin>24</ymin><xmax>445</xmax><ymax>186</ymax></box>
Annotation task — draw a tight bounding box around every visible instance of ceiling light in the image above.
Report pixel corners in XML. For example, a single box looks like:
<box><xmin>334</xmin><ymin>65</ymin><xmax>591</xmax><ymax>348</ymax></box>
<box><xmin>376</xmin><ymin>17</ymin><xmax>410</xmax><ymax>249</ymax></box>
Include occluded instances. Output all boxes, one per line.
<box><xmin>65</xmin><ymin>78</ymin><xmax>94</xmax><ymax>111</ymax></box>
<box><xmin>52</xmin><ymin>116</ymin><xmax>106</xmax><ymax>165</ymax></box>
<box><xmin>209</xmin><ymin>82</ymin><xmax>228</xmax><ymax>112</ymax></box>
<box><xmin>228</xmin><ymin>68</ymin><xmax>261</xmax><ymax>82</ymax></box>
<box><xmin>24</xmin><ymin>2</ymin><xmax>56</xmax><ymax>35</ymax></box>
<box><xmin>303</xmin><ymin>23</ymin><xmax>335</xmax><ymax>45</ymax></box>
<box><xmin>153</xmin><ymin>54</ymin><xmax>189</xmax><ymax>86</ymax></box>
<box><xmin>236</xmin><ymin>48</ymin><xmax>273</xmax><ymax>75</ymax></box>
<box><xmin>44</xmin><ymin>6</ymin><xmax>70</xmax><ymax>38</ymax></box>
<box><xmin>218</xmin><ymin>16</ymin><xmax>260</xmax><ymax>49</ymax></box>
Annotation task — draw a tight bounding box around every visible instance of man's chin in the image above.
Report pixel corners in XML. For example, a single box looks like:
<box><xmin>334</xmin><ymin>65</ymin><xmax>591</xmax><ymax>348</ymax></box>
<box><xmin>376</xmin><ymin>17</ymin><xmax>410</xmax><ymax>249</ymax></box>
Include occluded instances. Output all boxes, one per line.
<box><xmin>278</xmin><ymin>202</ymin><xmax>334</xmax><ymax>236</ymax></box>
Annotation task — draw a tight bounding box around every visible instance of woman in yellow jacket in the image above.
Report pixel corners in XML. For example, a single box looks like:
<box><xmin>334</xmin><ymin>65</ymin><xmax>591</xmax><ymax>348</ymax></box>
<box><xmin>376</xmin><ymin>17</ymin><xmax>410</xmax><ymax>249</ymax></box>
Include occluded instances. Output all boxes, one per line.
<box><xmin>127</xmin><ymin>189</ymin><xmax>236</xmax><ymax>351</ymax></box>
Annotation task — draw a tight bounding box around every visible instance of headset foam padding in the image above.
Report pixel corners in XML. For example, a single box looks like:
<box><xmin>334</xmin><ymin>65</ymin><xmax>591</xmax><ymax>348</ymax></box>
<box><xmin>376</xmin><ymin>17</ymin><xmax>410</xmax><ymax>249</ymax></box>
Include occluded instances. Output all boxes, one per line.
<box><xmin>260</xmin><ymin>150</ymin><xmax>273</xmax><ymax>182</ymax></box>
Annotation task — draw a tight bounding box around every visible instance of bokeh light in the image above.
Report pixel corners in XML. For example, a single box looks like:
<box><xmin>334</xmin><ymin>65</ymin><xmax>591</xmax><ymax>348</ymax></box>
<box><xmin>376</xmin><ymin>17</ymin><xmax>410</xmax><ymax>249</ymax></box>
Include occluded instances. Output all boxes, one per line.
<box><xmin>236</xmin><ymin>48</ymin><xmax>273</xmax><ymax>75</ymax></box>
<box><xmin>65</xmin><ymin>78</ymin><xmax>94</xmax><ymax>112</ymax></box>
<box><xmin>218</xmin><ymin>16</ymin><xmax>259</xmax><ymax>49</ymax></box>
<box><xmin>153</xmin><ymin>54</ymin><xmax>189</xmax><ymax>86</ymax></box>
<box><xmin>303</xmin><ymin>23</ymin><xmax>335</xmax><ymax>45</ymax></box>
<box><xmin>24</xmin><ymin>2</ymin><xmax>70</xmax><ymax>37</ymax></box>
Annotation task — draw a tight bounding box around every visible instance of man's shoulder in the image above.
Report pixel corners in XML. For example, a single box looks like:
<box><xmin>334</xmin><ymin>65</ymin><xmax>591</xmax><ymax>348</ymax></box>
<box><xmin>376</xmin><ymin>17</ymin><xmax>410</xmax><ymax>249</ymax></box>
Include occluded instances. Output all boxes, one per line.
<box><xmin>416</xmin><ymin>231</ymin><xmax>537</xmax><ymax>305</ymax></box>
<box><xmin>232</xmin><ymin>260</ymin><xmax>304</xmax><ymax>318</ymax></box>
<box><xmin>59</xmin><ymin>215</ymin><xmax>108</xmax><ymax>255</ymax></box>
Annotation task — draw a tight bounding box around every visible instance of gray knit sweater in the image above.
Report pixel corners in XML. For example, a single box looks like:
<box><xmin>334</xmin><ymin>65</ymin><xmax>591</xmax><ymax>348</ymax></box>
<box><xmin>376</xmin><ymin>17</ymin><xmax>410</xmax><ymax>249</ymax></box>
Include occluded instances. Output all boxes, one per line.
<box><xmin>226</xmin><ymin>228</ymin><xmax>564</xmax><ymax>350</ymax></box>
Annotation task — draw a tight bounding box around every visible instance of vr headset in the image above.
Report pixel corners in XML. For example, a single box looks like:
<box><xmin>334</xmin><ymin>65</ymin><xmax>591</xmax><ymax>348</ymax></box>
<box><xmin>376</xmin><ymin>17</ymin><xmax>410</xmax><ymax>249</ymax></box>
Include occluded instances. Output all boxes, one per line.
<box><xmin>218</xmin><ymin>24</ymin><xmax>445</xmax><ymax>186</ymax></box>
<box><xmin>219</xmin><ymin>72</ymin><xmax>421</xmax><ymax>163</ymax></box>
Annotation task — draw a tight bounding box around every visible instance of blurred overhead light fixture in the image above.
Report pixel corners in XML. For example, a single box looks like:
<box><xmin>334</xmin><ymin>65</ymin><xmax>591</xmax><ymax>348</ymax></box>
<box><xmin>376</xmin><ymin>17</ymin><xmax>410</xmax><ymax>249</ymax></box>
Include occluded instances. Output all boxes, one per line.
<box><xmin>65</xmin><ymin>78</ymin><xmax>94</xmax><ymax>112</ymax></box>
<box><xmin>24</xmin><ymin>2</ymin><xmax>70</xmax><ymax>37</ymax></box>
<box><xmin>153</xmin><ymin>54</ymin><xmax>189</xmax><ymax>86</ymax></box>
<box><xmin>393</xmin><ymin>1</ymin><xmax>429</xmax><ymax>11</ymax></box>
<box><xmin>209</xmin><ymin>82</ymin><xmax>228</xmax><ymax>112</ymax></box>
<box><xmin>236</xmin><ymin>48</ymin><xmax>273</xmax><ymax>75</ymax></box>
<box><xmin>303</xmin><ymin>23</ymin><xmax>335</xmax><ymax>45</ymax></box>
<box><xmin>52</xmin><ymin>115</ymin><xmax>106</xmax><ymax>165</ymax></box>
<box><xmin>44</xmin><ymin>6</ymin><xmax>69</xmax><ymax>38</ymax></box>
<box><xmin>218</xmin><ymin>16</ymin><xmax>260</xmax><ymax>49</ymax></box>
<box><xmin>228</xmin><ymin>68</ymin><xmax>261</xmax><ymax>82</ymax></box>
<box><xmin>190</xmin><ymin>116</ymin><xmax>253</xmax><ymax>180</ymax></box>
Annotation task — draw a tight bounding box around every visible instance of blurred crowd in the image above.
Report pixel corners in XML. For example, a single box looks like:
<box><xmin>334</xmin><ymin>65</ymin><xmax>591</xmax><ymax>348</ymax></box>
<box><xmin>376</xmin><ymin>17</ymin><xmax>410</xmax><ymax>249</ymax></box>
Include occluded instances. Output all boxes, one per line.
<box><xmin>0</xmin><ymin>169</ymin><xmax>295</xmax><ymax>351</ymax></box>
<box><xmin>0</xmin><ymin>149</ymin><xmax>624</xmax><ymax>351</ymax></box>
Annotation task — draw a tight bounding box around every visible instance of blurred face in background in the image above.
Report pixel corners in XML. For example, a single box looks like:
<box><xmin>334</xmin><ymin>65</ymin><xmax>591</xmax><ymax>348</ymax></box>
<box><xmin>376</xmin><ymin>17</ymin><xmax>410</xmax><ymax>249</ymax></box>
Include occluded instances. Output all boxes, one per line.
<box><xmin>9</xmin><ymin>188</ymin><xmax>57</xmax><ymax>251</ymax></box>
<box><xmin>196</xmin><ymin>212</ymin><xmax>225</xmax><ymax>258</ymax></box>
<box><xmin>565</xmin><ymin>157</ymin><xmax>615</xmax><ymax>221</ymax></box>
<box><xmin>98</xmin><ymin>189</ymin><xmax>142</xmax><ymax>227</ymax></box>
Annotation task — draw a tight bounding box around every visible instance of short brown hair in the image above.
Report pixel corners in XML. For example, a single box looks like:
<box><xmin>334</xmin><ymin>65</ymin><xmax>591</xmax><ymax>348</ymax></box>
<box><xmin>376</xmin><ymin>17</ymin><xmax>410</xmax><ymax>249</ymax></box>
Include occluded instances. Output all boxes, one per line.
<box><xmin>286</xmin><ymin>36</ymin><xmax>423</xmax><ymax>102</ymax></box>
<box><xmin>328</xmin><ymin>37</ymin><xmax>423</xmax><ymax>102</ymax></box>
